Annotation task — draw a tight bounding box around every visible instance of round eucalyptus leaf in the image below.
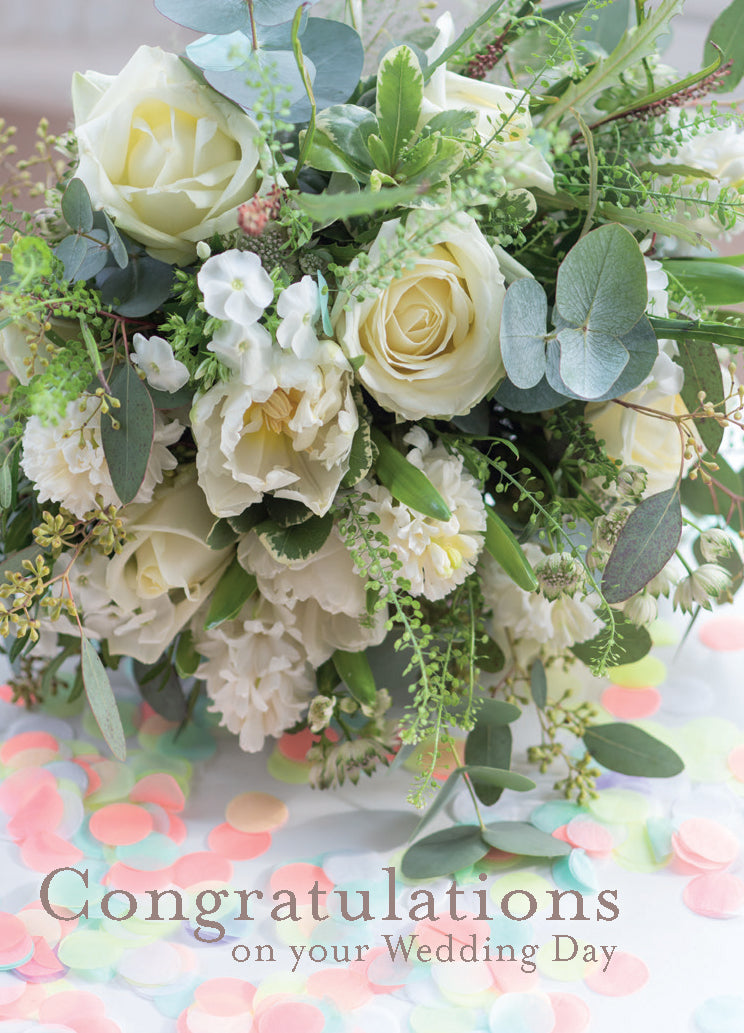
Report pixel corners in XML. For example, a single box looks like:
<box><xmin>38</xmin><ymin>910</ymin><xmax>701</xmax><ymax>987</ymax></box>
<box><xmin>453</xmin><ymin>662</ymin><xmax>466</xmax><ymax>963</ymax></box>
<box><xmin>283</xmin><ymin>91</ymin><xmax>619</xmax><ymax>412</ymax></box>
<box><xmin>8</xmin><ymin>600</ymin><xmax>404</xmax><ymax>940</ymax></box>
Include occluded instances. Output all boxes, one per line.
<box><xmin>551</xmin><ymin>326</ymin><xmax>629</xmax><ymax>399</ymax></box>
<box><xmin>495</xmin><ymin>374</ymin><xmax>567</xmax><ymax>412</ymax></box>
<box><xmin>253</xmin><ymin>0</ymin><xmax>315</xmax><ymax>26</ymax></box>
<box><xmin>546</xmin><ymin>315</ymin><xmax>657</xmax><ymax>401</ymax></box>
<box><xmin>155</xmin><ymin>0</ymin><xmax>250</xmax><ymax>34</ymax></box>
<box><xmin>186</xmin><ymin>31</ymin><xmax>254</xmax><ymax>72</ymax></box>
<box><xmin>500</xmin><ymin>278</ymin><xmax>549</xmax><ymax>389</ymax></box>
<box><xmin>205</xmin><ymin>48</ymin><xmax>313</xmax><ymax>112</ymax></box>
<box><xmin>288</xmin><ymin>18</ymin><xmax>364</xmax><ymax>122</ymax></box>
<box><xmin>401</xmin><ymin>825</ymin><xmax>489</xmax><ymax>880</ymax></box>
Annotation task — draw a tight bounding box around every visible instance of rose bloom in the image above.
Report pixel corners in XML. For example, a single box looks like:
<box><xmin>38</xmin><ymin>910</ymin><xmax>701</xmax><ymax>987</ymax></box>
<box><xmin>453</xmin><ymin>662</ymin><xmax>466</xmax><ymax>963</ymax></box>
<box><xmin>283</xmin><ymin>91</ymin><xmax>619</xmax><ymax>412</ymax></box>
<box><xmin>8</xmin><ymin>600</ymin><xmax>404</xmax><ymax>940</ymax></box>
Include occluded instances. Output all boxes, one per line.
<box><xmin>72</xmin><ymin>46</ymin><xmax>267</xmax><ymax>264</ymax></box>
<box><xmin>421</xmin><ymin>13</ymin><xmax>554</xmax><ymax>194</ymax></box>
<box><xmin>333</xmin><ymin>213</ymin><xmax>506</xmax><ymax>421</ymax></box>
<box><xmin>192</xmin><ymin>344</ymin><xmax>358</xmax><ymax>517</ymax></box>
<box><xmin>72</xmin><ymin>467</ymin><xmax>231</xmax><ymax>664</ymax></box>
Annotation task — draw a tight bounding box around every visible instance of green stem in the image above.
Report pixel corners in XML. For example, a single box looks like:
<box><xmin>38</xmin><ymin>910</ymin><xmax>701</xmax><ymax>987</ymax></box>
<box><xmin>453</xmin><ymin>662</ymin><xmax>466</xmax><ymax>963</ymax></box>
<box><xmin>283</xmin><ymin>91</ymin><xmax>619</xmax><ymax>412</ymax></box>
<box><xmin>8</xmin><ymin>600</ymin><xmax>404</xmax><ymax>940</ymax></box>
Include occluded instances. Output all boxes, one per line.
<box><xmin>289</xmin><ymin>6</ymin><xmax>317</xmax><ymax>186</ymax></box>
<box><xmin>246</xmin><ymin>0</ymin><xmax>258</xmax><ymax>50</ymax></box>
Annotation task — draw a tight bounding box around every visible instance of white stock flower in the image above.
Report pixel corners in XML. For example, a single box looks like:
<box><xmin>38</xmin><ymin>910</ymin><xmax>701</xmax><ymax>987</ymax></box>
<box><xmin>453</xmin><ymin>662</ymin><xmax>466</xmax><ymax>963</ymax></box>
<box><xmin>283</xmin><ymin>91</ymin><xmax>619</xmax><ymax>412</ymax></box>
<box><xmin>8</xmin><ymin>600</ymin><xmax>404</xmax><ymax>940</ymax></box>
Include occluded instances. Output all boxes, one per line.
<box><xmin>72</xmin><ymin>467</ymin><xmax>231</xmax><ymax>663</ymax></box>
<box><xmin>359</xmin><ymin>428</ymin><xmax>486</xmax><ymax>601</ymax></box>
<box><xmin>198</xmin><ymin>249</ymin><xmax>274</xmax><ymax>323</ymax></box>
<box><xmin>21</xmin><ymin>395</ymin><xmax>182</xmax><ymax>517</ymax></box>
<box><xmin>481</xmin><ymin>543</ymin><xmax>601</xmax><ymax>668</ymax></box>
<box><xmin>72</xmin><ymin>47</ymin><xmax>268</xmax><ymax>264</ymax></box>
<box><xmin>333</xmin><ymin>213</ymin><xmax>507</xmax><ymax>421</ymax></box>
<box><xmin>195</xmin><ymin>599</ymin><xmax>314</xmax><ymax>753</ymax></box>
<box><xmin>192</xmin><ymin>345</ymin><xmax>358</xmax><ymax>517</ymax></box>
<box><xmin>421</xmin><ymin>13</ymin><xmax>554</xmax><ymax>193</ymax></box>
<box><xmin>131</xmin><ymin>333</ymin><xmax>190</xmax><ymax>393</ymax></box>
<box><xmin>276</xmin><ymin>276</ymin><xmax>323</xmax><ymax>361</ymax></box>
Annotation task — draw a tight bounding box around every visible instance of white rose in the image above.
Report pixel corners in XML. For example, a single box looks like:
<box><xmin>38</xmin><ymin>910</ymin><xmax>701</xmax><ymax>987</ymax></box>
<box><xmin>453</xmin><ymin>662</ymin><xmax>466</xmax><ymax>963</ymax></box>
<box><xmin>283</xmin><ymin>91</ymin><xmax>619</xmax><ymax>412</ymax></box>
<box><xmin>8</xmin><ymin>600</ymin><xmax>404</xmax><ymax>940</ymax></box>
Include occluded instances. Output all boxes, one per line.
<box><xmin>421</xmin><ymin>13</ymin><xmax>554</xmax><ymax>194</ymax></box>
<box><xmin>72</xmin><ymin>46</ymin><xmax>267</xmax><ymax>264</ymax></box>
<box><xmin>192</xmin><ymin>345</ymin><xmax>358</xmax><ymax>518</ymax></box>
<box><xmin>333</xmin><ymin>213</ymin><xmax>506</xmax><ymax>421</ymax></box>
<box><xmin>73</xmin><ymin>467</ymin><xmax>231</xmax><ymax>663</ymax></box>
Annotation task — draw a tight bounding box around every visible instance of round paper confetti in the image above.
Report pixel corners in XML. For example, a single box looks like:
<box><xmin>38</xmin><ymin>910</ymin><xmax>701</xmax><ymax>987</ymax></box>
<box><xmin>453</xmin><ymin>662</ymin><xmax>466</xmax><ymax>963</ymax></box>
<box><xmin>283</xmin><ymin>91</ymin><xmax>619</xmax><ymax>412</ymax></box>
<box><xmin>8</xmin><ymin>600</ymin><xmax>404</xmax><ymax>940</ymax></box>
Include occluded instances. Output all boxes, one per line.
<box><xmin>683</xmin><ymin>873</ymin><xmax>744</xmax><ymax>919</ymax></box>
<box><xmin>89</xmin><ymin>803</ymin><xmax>154</xmax><ymax>846</ymax></box>
<box><xmin>699</xmin><ymin>616</ymin><xmax>744</xmax><ymax>652</ymax></box>
<box><xmin>256</xmin><ymin>1000</ymin><xmax>326</xmax><ymax>1033</ymax></box>
<box><xmin>694</xmin><ymin>996</ymin><xmax>744</xmax><ymax>1033</ymax></box>
<box><xmin>306</xmin><ymin>968</ymin><xmax>373</xmax><ymax>1011</ymax></box>
<box><xmin>548</xmin><ymin>992</ymin><xmax>590</xmax><ymax>1033</ymax></box>
<box><xmin>601</xmin><ymin>685</ymin><xmax>661</xmax><ymax>720</ymax></box>
<box><xmin>226</xmin><ymin>792</ymin><xmax>288</xmax><ymax>833</ymax></box>
<box><xmin>172</xmin><ymin>852</ymin><xmax>233</xmax><ymax>889</ymax></box>
<box><xmin>584</xmin><ymin>950</ymin><xmax>648</xmax><ymax>996</ymax></box>
<box><xmin>565</xmin><ymin>818</ymin><xmax>614</xmax><ymax>856</ymax></box>
<box><xmin>608</xmin><ymin>655</ymin><xmax>666</xmax><ymax>687</ymax></box>
<box><xmin>672</xmin><ymin>818</ymin><xmax>739</xmax><ymax>872</ymax></box>
<box><xmin>207</xmin><ymin>823</ymin><xmax>272</xmax><ymax>860</ymax></box>
<box><xmin>488</xmin><ymin>991</ymin><xmax>554</xmax><ymax>1033</ymax></box>
<box><xmin>0</xmin><ymin>913</ymin><xmax>34</xmax><ymax>970</ymax></box>
<box><xmin>193</xmin><ymin>978</ymin><xmax>256</xmax><ymax>1017</ymax></box>
<box><xmin>726</xmin><ymin>745</ymin><xmax>744</xmax><ymax>783</ymax></box>
<box><xmin>130</xmin><ymin>774</ymin><xmax>185</xmax><ymax>812</ymax></box>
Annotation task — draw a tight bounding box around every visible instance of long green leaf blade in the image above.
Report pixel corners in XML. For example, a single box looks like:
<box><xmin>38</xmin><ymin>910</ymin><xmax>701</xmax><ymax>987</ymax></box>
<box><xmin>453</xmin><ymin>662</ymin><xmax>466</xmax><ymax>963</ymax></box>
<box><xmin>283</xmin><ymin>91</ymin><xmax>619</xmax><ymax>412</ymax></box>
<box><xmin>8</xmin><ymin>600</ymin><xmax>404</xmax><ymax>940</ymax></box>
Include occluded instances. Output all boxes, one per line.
<box><xmin>81</xmin><ymin>638</ymin><xmax>126</xmax><ymax>761</ymax></box>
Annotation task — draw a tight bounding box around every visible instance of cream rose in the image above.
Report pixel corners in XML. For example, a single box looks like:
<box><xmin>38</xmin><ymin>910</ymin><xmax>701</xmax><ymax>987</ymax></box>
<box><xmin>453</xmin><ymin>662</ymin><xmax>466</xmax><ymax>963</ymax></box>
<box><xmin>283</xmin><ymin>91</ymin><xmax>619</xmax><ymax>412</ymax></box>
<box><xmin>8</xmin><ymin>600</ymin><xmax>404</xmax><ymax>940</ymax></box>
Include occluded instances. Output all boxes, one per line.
<box><xmin>333</xmin><ymin>213</ymin><xmax>506</xmax><ymax>421</ymax></box>
<box><xmin>73</xmin><ymin>467</ymin><xmax>231</xmax><ymax>663</ymax></box>
<box><xmin>421</xmin><ymin>13</ymin><xmax>554</xmax><ymax>194</ymax></box>
<box><xmin>72</xmin><ymin>46</ymin><xmax>266</xmax><ymax>264</ymax></box>
<box><xmin>192</xmin><ymin>345</ymin><xmax>358</xmax><ymax>518</ymax></box>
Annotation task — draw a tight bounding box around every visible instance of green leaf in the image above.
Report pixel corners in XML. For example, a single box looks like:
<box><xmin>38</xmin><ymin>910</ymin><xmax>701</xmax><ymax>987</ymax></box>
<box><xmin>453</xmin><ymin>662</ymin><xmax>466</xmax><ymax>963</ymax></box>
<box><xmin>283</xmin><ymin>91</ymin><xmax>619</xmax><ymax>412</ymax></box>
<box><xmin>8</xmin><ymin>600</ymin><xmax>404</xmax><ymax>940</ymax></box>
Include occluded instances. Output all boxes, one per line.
<box><xmin>155</xmin><ymin>0</ymin><xmax>250</xmax><ymax>33</ymax></box>
<box><xmin>101</xmin><ymin>363</ymin><xmax>155</xmax><ymax>506</ymax></box>
<box><xmin>0</xmin><ymin>456</ymin><xmax>12</xmax><ymax>509</ymax></box>
<box><xmin>332</xmin><ymin>649</ymin><xmax>377</xmax><ymax>707</ymax></box>
<box><xmin>495</xmin><ymin>374</ymin><xmax>567</xmax><ymax>414</ymax></box>
<box><xmin>366</xmin><ymin>134</ymin><xmax>393</xmax><ymax>174</ymax></box>
<box><xmin>401</xmin><ymin>824</ymin><xmax>489</xmax><ymax>879</ymax></box>
<box><xmin>648</xmin><ymin>316</ymin><xmax>744</xmax><ymax>349</ymax></box>
<box><xmin>256</xmin><ymin>512</ymin><xmax>334</xmax><ymax>562</ymax></box>
<box><xmin>134</xmin><ymin>659</ymin><xmax>187</xmax><ymax>722</ymax></box>
<box><xmin>61</xmin><ymin>179</ymin><xmax>93</xmax><ymax>233</ymax></box>
<box><xmin>265</xmin><ymin>497</ymin><xmax>314</xmax><ymax>527</ymax></box>
<box><xmin>474</xmin><ymin>635</ymin><xmax>505</xmax><ymax>674</ymax></box>
<box><xmin>483</xmin><ymin>821</ymin><xmax>571</xmax><ymax>858</ymax></box>
<box><xmin>371</xmin><ymin>428</ymin><xmax>451</xmax><ymax>521</ymax></box>
<box><xmin>545</xmin><ymin>0</ymin><xmax>631</xmax><ymax>52</ymax></box>
<box><xmin>316</xmin><ymin>657</ymin><xmax>341</xmax><ymax>694</ymax></box>
<box><xmin>297</xmin><ymin>182</ymin><xmax>420</xmax><ymax>223</ymax></box>
<box><xmin>663</xmin><ymin>259</ymin><xmax>744</xmax><ymax>308</ymax></box>
<box><xmin>288</xmin><ymin>19</ymin><xmax>364</xmax><ymax>123</ymax></box>
<box><xmin>465</xmin><ymin>712</ymin><xmax>513</xmax><ymax>806</ymax></box>
<box><xmin>206</xmin><ymin>518</ymin><xmax>239</xmax><ymax>550</ymax></box>
<box><xmin>484</xmin><ymin>507</ymin><xmax>538</xmax><ymax>591</ymax></box>
<box><xmin>572</xmin><ymin>611</ymin><xmax>652</xmax><ymax>667</ymax></box>
<box><xmin>681</xmin><ymin>453</ymin><xmax>744</xmax><ymax>535</ymax></box>
<box><xmin>583</xmin><ymin>722</ymin><xmax>684</xmax><ymax>777</ymax></box>
<box><xmin>500</xmin><ymin>278</ymin><xmax>549</xmax><ymax>389</ymax></box>
<box><xmin>420</xmin><ymin>109</ymin><xmax>477</xmax><ymax>138</ymax></box>
<box><xmin>602</xmin><ymin>487</ymin><xmax>682</xmax><ymax>603</ymax></box>
<box><xmin>676</xmin><ymin>339</ymin><xmax>725</xmax><ymax>455</ymax></box>
<box><xmin>97</xmin><ymin>250</ymin><xmax>174</xmax><ymax>318</ymax></box>
<box><xmin>305</xmin><ymin>104</ymin><xmax>377</xmax><ymax>178</ymax></box>
<box><xmin>413</xmin><ymin>769</ymin><xmax>464</xmax><ymax>838</ymax></box>
<box><xmin>81</xmin><ymin>638</ymin><xmax>126</xmax><ymax>761</ymax></box>
<box><xmin>376</xmin><ymin>45</ymin><xmax>424</xmax><ymax>168</ymax></box>
<box><xmin>341</xmin><ymin>417</ymin><xmax>374</xmax><ymax>488</ymax></box>
<box><xmin>705</xmin><ymin>0</ymin><xmax>744</xmax><ymax>89</ymax></box>
<box><xmin>460</xmin><ymin>765</ymin><xmax>536</xmax><ymax>792</ymax></box>
<box><xmin>227</xmin><ymin>505</ymin><xmax>267</xmax><ymax>535</ymax></box>
<box><xmin>530</xmin><ymin>659</ymin><xmax>547</xmax><ymax>709</ymax></box>
<box><xmin>542</xmin><ymin>0</ymin><xmax>685</xmax><ymax>126</ymax></box>
<box><xmin>205</xmin><ymin>556</ymin><xmax>257</xmax><ymax>630</ymax></box>
<box><xmin>104</xmin><ymin>213</ymin><xmax>128</xmax><ymax>269</ymax></box>
<box><xmin>175</xmin><ymin>630</ymin><xmax>202</xmax><ymax>679</ymax></box>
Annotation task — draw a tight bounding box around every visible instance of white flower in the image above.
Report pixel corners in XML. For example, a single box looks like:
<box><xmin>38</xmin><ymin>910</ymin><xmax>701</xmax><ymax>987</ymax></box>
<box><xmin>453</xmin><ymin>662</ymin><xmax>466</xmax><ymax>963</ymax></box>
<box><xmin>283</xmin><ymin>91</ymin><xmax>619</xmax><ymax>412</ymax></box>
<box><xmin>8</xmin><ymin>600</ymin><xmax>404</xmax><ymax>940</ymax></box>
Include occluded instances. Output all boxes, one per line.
<box><xmin>481</xmin><ymin>543</ymin><xmax>601</xmax><ymax>668</ymax></box>
<box><xmin>71</xmin><ymin>467</ymin><xmax>231</xmax><ymax>663</ymax></box>
<box><xmin>0</xmin><ymin>318</ymin><xmax>55</xmax><ymax>385</ymax></box>
<box><xmin>674</xmin><ymin>564</ymin><xmax>732</xmax><ymax>613</ymax></box>
<box><xmin>192</xmin><ymin>345</ymin><xmax>358</xmax><ymax>518</ymax></box>
<box><xmin>195</xmin><ymin>599</ymin><xmax>314</xmax><ymax>753</ymax></box>
<box><xmin>535</xmin><ymin>552</ymin><xmax>585</xmax><ymax>599</ymax></box>
<box><xmin>131</xmin><ymin>333</ymin><xmax>190</xmax><ymax>393</ymax></box>
<box><xmin>276</xmin><ymin>276</ymin><xmax>323</xmax><ymax>361</ymax></box>
<box><xmin>421</xmin><ymin>13</ymin><xmax>554</xmax><ymax>194</ymax></box>
<box><xmin>644</xmin><ymin>258</ymin><xmax>670</xmax><ymax>317</ymax></box>
<box><xmin>359</xmin><ymin>428</ymin><xmax>486</xmax><ymax>601</ymax></box>
<box><xmin>197</xmin><ymin>249</ymin><xmax>274</xmax><ymax>323</ymax></box>
<box><xmin>700</xmin><ymin>528</ymin><xmax>736</xmax><ymax>563</ymax></box>
<box><xmin>21</xmin><ymin>395</ymin><xmax>182</xmax><ymax>517</ymax></box>
<box><xmin>623</xmin><ymin>591</ymin><xmax>658</xmax><ymax>627</ymax></box>
<box><xmin>72</xmin><ymin>47</ymin><xmax>268</xmax><ymax>264</ymax></box>
<box><xmin>333</xmin><ymin>213</ymin><xmax>507</xmax><ymax>421</ymax></box>
<box><xmin>646</xmin><ymin>555</ymin><xmax>685</xmax><ymax>597</ymax></box>
<box><xmin>206</xmin><ymin>319</ymin><xmax>275</xmax><ymax>391</ymax></box>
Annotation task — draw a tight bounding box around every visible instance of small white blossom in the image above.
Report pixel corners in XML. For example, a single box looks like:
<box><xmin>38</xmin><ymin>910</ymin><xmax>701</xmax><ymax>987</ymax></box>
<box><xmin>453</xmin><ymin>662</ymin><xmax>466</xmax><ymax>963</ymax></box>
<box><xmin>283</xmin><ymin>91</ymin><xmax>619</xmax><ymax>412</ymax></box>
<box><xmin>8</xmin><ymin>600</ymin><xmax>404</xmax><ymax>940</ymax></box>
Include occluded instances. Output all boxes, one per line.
<box><xmin>535</xmin><ymin>552</ymin><xmax>585</xmax><ymax>600</ymax></box>
<box><xmin>276</xmin><ymin>276</ymin><xmax>322</xmax><ymax>361</ymax></box>
<box><xmin>624</xmin><ymin>591</ymin><xmax>658</xmax><ymax>627</ymax></box>
<box><xmin>646</xmin><ymin>556</ymin><xmax>685</xmax><ymax>598</ymax></box>
<box><xmin>308</xmin><ymin>695</ymin><xmax>336</xmax><ymax>733</ymax></box>
<box><xmin>196</xmin><ymin>241</ymin><xmax>212</xmax><ymax>260</ymax></box>
<box><xmin>131</xmin><ymin>333</ymin><xmax>190</xmax><ymax>392</ymax></box>
<box><xmin>197</xmin><ymin>249</ymin><xmax>274</xmax><ymax>323</ymax></box>
<box><xmin>700</xmin><ymin>528</ymin><xmax>736</xmax><ymax>563</ymax></box>
<box><xmin>206</xmin><ymin>320</ymin><xmax>275</xmax><ymax>393</ymax></box>
<box><xmin>673</xmin><ymin>564</ymin><xmax>732</xmax><ymax>613</ymax></box>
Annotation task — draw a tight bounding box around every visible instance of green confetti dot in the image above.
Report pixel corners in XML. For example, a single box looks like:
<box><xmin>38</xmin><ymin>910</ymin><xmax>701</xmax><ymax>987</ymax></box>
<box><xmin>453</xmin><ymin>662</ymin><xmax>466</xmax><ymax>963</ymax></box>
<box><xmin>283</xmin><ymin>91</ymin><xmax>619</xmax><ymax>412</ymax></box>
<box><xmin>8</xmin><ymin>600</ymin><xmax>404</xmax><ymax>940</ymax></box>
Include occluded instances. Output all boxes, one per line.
<box><xmin>588</xmin><ymin>789</ymin><xmax>651</xmax><ymax>825</ymax></box>
<box><xmin>267</xmin><ymin>748</ymin><xmax>311</xmax><ymax>784</ymax></box>
<box><xmin>57</xmin><ymin>929</ymin><xmax>124</xmax><ymax>970</ymax></box>
<box><xmin>608</xmin><ymin>655</ymin><xmax>666</xmax><ymax>688</ymax></box>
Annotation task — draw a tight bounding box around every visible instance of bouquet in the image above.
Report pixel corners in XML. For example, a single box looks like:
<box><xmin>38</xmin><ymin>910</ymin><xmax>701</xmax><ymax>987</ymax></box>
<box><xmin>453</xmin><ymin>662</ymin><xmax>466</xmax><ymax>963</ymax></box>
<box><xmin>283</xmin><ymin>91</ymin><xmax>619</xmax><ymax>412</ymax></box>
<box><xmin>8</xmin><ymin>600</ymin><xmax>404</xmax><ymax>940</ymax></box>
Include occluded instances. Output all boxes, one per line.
<box><xmin>2</xmin><ymin>0</ymin><xmax>744</xmax><ymax>867</ymax></box>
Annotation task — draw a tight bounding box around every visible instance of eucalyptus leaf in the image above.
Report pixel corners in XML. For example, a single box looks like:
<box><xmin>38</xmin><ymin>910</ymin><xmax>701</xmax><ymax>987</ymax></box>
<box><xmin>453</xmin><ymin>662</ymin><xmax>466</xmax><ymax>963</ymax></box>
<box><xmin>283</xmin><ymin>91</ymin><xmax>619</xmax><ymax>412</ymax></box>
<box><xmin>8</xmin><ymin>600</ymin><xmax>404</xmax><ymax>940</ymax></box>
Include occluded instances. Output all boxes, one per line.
<box><xmin>256</xmin><ymin>512</ymin><xmax>334</xmax><ymax>561</ymax></box>
<box><xmin>54</xmin><ymin>234</ymin><xmax>89</xmax><ymax>281</ymax></box>
<box><xmin>495</xmin><ymin>374</ymin><xmax>567</xmax><ymax>413</ymax></box>
<box><xmin>500</xmin><ymin>278</ymin><xmax>549</xmax><ymax>389</ymax></box>
<box><xmin>101</xmin><ymin>363</ymin><xmax>155</xmax><ymax>506</ymax></box>
<box><xmin>103</xmin><ymin>213</ymin><xmax>128</xmax><ymax>269</ymax></box>
<box><xmin>413</xmin><ymin>769</ymin><xmax>464</xmax><ymax>838</ymax></box>
<box><xmin>676</xmin><ymin>339</ymin><xmax>725</xmax><ymax>455</ymax></box>
<box><xmin>81</xmin><ymin>638</ymin><xmax>127</xmax><ymax>761</ymax></box>
<box><xmin>401</xmin><ymin>824</ymin><xmax>489</xmax><ymax>879</ymax></box>
<box><xmin>134</xmin><ymin>659</ymin><xmax>187</xmax><ymax>722</ymax></box>
<box><xmin>288</xmin><ymin>19</ymin><xmax>364</xmax><ymax>122</ymax></box>
<box><xmin>465</xmin><ymin>710</ymin><xmax>512</xmax><ymax>805</ymax></box>
<box><xmin>206</xmin><ymin>49</ymin><xmax>310</xmax><ymax>112</ymax></box>
<box><xmin>483</xmin><ymin>821</ymin><xmax>571</xmax><ymax>858</ymax></box>
<box><xmin>572</xmin><ymin>611</ymin><xmax>652</xmax><ymax>667</ymax></box>
<box><xmin>546</xmin><ymin>315</ymin><xmax>658</xmax><ymax>401</ymax></box>
<box><xmin>205</xmin><ymin>556</ymin><xmax>257</xmax><ymax>629</ymax></box>
<box><xmin>484</xmin><ymin>506</ymin><xmax>538</xmax><ymax>591</ymax></box>
<box><xmin>175</xmin><ymin>630</ymin><xmax>202</xmax><ymax>679</ymax></box>
<box><xmin>583</xmin><ymin>722</ymin><xmax>684</xmax><ymax>777</ymax></box>
<box><xmin>705</xmin><ymin>0</ymin><xmax>744</xmax><ymax>90</ymax></box>
<box><xmin>475</xmin><ymin>635</ymin><xmax>505</xmax><ymax>674</ymax></box>
<box><xmin>155</xmin><ymin>0</ymin><xmax>250</xmax><ymax>34</ymax></box>
<box><xmin>602</xmin><ymin>488</ymin><xmax>682</xmax><ymax>603</ymax></box>
<box><xmin>61</xmin><ymin>178</ymin><xmax>93</xmax><ymax>233</ymax></box>
<box><xmin>97</xmin><ymin>251</ymin><xmax>174</xmax><ymax>317</ymax></box>
<box><xmin>371</xmin><ymin>428</ymin><xmax>451</xmax><ymax>521</ymax></box>
<box><xmin>186</xmin><ymin>31</ymin><xmax>254</xmax><ymax>72</ymax></box>
<box><xmin>376</xmin><ymin>45</ymin><xmax>424</xmax><ymax>169</ymax></box>
<box><xmin>460</xmin><ymin>765</ymin><xmax>536</xmax><ymax>792</ymax></box>
<box><xmin>253</xmin><ymin>0</ymin><xmax>311</xmax><ymax>26</ymax></box>
<box><xmin>332</xmin><ymin>649</ymin><xmax>377</xmax><ymax>707</ymax></box>
<box><xmin>530</xmin><ymin>659</ymin><xmax>547</xmax><ymax>709</ymax></box>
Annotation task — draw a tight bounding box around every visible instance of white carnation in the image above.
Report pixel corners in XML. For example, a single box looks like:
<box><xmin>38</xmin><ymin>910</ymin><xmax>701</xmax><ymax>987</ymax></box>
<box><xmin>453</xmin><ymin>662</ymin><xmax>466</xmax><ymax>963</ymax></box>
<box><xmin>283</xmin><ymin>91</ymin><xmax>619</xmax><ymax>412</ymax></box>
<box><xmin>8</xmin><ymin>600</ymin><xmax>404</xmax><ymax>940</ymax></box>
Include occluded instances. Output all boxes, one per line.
<box><xmin>21</xmin><ymin>395</ymin><xmax>182</xmax><ymax>517</ymax></box>
<box><xmin>360</xmin><ymin>428</ymin><xmax>486</xmax><ymax>601</ymax></box>
<box><xmin>195</xmin><ymin>600</ymin><xmax>314</xmax><ymax>752</ymax></box>
<box><xmin>481</xmin><ymin>543</ymin><xmax>601</xmax><ymax>668</ymax></box>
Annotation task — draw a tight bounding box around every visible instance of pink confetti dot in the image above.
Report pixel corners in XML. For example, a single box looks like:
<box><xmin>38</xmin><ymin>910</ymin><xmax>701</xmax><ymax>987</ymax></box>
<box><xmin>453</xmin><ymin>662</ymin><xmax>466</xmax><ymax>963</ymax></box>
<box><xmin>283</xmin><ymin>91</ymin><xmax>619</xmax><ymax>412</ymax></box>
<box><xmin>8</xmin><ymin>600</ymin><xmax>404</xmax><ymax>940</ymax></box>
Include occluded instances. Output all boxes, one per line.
<box><xmin>683</xmin><ymin>872</ymin><xmax>744</xmax><ymax>918</ymax></box>
<box><xmin>207</xmin><ymin>823</ymin><xmax>272</xmax><ymax>860</ymax></box>
<box><xmin>565</xmin><ymin>817</ymin><xmax>615</xmax><ymax>856</ymax></box>
<box><xmin>672</xmin><ymin>818</ymin><xmax>740</xmax><ymax>872</ymax></box>
<box><xmin>7</xmin><ymin>784</ymin><xmax>64</xmax><ymax>842</ymax></box>
<box><xmin>130</xmin><ymin>774</ymin><xmax>185</xmax><ymax>812</ymax></box>
<box><xmin>727</xmin><ymin>745</ymin><xmax>744</xmax><ymax>782</ymax></box>
<box><xmin>585</xmin><ymin>950</ymin><xmax>648</xmax><ymax>996</ymax></box>
<box><xmin>269</xmin><ymin>863</ymin><xmax>333</xmax><ymax>901</ymax></box>
<box><xmin>0</xmin><ymin>913</ymin><xmax>34</xmax><ymax>968</ymax></box>
<box><xmin>0</xmin><ymin>732</ymin><xmax>59</xmax><ymax>766</ymax></box>
<box><xmin>0</xmin><ymin>767</ymin><xmax>56</xmax><ymax>815</ymax></box>
<box><xmin>167</xmin><ymin>814</ymin><xmax>188</xmax><ymax>844</ymax></box>
<box><xmin>306</xmin><ymin>968</ymin><xmax>373</xmax><ymax>1010</ymax></box>
<box><xmin>549</xmin><ymin>991</ymin><xmax>591</xmax><ymax>1033</ymax></box>
<box><xmin>256</xmin><ymin>1000</ymin><xmax>326</xmax><ymax>1033</ymax></box>
<box><xmin>15</xmin><ymin>935</ymin><xmax>66</xmax><ymax>980</ymax></box>
<box><xmin>226</xmin><ymin>792</ymin><xmax>288</xmax><ymax>833</ymax></box>
<box><xmin>601</xmin><ymin>685</ymin><xmax>661</xmax><ymax>720</ymax></box>
<box><xmin>488</xmin><ymin>958</ymin><xmax>540</xmax><ymax>993</ymax></box>
<box><xmin>193</xmin><ymin>978</ymin><xmax>256</xmax><ymax>1017</ymax></box>
<box><xmin>103</xmin><ymin>863</ymin><xmax>174</xmax><ymax>894</ymax></box>
<box><xmin>699</xmin><ymin>615</ymin><xmax>744</xmax><ymax>652</ymax></box>
<box><xmin>39</xmin><ymin>989</ymin><xmax>107</xmax><ymax>1025</ymax></box>
<box><xmin>20</xmin><ymin>831</ymin><xmax>84</xmax><ymax>873</ymax></box>
<box><xmin>89</xmin><ymin>803</ymin><xmax>154</xmax><ymax>846</ymax></box>
<box><xmin>172</xmin><ymin>851</ymin><xmax>233</xmax><ymax>889</ymax></box>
